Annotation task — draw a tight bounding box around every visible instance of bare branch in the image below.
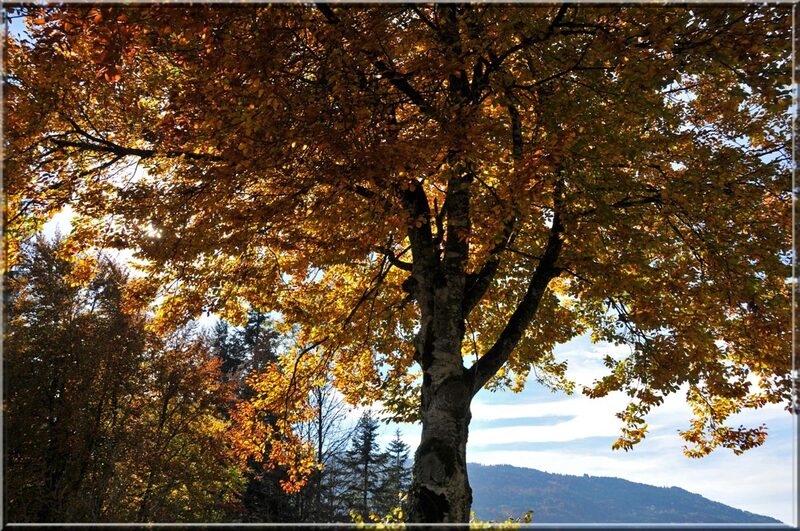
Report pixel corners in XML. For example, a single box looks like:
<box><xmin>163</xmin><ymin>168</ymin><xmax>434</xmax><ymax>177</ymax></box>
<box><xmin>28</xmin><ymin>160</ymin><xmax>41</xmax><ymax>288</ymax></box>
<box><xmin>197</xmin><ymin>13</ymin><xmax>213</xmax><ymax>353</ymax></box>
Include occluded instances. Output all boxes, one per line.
<box><xmin>48</xmin><ymin>138</ymin><xmax>223</xmax><ymax>163</ymax></box>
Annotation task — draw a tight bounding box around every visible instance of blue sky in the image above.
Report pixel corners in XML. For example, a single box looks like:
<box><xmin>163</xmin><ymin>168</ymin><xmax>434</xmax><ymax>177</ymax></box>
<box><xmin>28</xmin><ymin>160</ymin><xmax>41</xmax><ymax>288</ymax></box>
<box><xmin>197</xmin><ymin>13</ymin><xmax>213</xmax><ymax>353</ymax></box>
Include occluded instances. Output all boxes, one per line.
<box><xmin>40</xmin><ymin>210</ymin><xmax>797</xmax><ymax>524</ymax></box>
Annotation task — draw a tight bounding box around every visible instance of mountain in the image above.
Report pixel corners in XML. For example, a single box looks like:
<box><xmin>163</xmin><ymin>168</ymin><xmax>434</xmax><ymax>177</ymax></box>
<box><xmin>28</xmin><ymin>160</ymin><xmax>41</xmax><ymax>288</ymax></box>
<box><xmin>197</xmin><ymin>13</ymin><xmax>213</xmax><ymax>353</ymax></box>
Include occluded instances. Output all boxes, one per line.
<box><xmin>468</xmin><ymin>463</ymin><xmax>781</xmax><ymax>524</ymax></box>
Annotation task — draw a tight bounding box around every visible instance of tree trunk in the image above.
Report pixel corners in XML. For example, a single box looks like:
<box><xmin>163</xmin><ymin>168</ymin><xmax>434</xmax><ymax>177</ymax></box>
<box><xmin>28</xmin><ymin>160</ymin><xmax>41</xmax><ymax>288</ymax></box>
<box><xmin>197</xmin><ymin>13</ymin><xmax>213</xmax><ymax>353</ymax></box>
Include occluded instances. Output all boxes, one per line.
<box><xmin>407</xmin><ymin>364</ymin><xmax>473</xmax><ymax>523</ymax></box>
<box><xmin>406</xmin><ymin>257</ymin><xmax>475</xmax><ymax>522</ymax></box>
<box><xmin>398</xmin><ymin>95</ymin><xmax>559</xmax><ymax>521</ymax></box>
<box><xmin>401</xmin><ymin>158</ymin><xmax>476</xmax><ymax>523</ymax></box>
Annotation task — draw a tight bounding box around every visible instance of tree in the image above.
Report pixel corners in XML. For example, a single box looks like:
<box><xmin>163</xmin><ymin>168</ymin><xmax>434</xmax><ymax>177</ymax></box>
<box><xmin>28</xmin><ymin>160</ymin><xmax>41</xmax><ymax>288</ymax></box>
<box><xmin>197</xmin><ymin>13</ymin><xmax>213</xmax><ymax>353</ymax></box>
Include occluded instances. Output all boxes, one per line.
<box><xmin>210</xmin><ymin>320</ymin><xmax>248</xmax><ymax>380</ymax></box>
<box><xmin>209</xmin><ymin>313</ymin><xmax>297</xmax><ymax>522</ymax></box>
<box><xmin>375</xmin><ymin>429</ymin><xmax>412</xmax><ymax>516</ymax></box>
<box><xmin>294</xmin><ymin>382</ymin><xmax>356</xmax><ymax>522</ymax></box>
<box><xmin>5</xmin><ymin>5</ymin><xmax>792</xmax><ymax>522</ymax></box>
<box><xmin>210</xmin><ymin>313</ymin><xmax>320</xmax><ymax>523</ymax></box>
<box><xmin>337</xmin><ymin>411</ymin><xmax>389</xmax><ymax>520</ymax></box>
<box><xmin>3</xmin><ymin>237</ymin><xmax>241</xmax><ymax>522</ymax></box>
<box><xmin>4</xmin><ymin>236</ymin><xmax>147</xmax><ymax>521</ymax></box>
<box><xmin>210</xmin><ymin>311</ymin><xmax>282</xmax><ymax>388</ymax></box>
<box><xmin>237</xmin><ymin>456</ymin><xmax>300</xmax><ymax>523</ymax></box>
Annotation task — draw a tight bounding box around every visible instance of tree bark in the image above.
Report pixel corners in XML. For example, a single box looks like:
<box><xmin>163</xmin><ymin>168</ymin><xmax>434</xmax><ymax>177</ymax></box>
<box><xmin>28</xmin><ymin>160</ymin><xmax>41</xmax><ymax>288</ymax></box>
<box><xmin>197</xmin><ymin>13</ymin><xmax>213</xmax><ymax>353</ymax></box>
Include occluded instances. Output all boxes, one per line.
<box><xmin>407</xmin><ymin>361</ymin><xmax>473</xmax><ymax>522</ymax></box>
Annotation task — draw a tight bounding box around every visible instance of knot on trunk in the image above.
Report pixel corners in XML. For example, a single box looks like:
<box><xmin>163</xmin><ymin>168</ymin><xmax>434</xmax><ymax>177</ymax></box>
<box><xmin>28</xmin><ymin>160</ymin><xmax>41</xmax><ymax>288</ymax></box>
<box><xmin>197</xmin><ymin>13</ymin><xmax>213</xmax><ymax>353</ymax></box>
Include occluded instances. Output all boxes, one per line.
<box><xmin>402</xmin><ymin>275</ymin><xmax>418</xmax><ymax>295</ymax></box>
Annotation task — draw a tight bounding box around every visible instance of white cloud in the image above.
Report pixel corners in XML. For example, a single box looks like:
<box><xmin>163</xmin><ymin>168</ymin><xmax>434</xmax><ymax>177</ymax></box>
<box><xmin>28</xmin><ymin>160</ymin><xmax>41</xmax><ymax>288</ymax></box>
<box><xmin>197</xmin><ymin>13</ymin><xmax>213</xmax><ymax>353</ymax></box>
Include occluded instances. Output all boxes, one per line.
<box><xmin>470</xmin><ymin>393</ymin><xmax>628</xmax><ymax>444</ymax></box>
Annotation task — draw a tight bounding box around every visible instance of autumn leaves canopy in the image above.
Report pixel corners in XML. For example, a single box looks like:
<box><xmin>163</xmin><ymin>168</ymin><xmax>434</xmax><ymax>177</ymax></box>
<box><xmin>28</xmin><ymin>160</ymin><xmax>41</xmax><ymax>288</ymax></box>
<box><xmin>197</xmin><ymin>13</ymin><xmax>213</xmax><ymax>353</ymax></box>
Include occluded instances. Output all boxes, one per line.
<box><xmin>4</xmin><ymin>3</ymin><xmax>792</xmax><ymax>483</ymax></box>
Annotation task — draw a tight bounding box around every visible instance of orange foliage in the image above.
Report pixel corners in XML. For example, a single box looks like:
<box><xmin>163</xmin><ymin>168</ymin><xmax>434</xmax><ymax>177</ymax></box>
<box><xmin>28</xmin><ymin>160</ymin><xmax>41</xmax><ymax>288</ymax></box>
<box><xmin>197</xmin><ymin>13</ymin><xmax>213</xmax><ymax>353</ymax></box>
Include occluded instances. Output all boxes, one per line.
<box><xmin>4</xmin><ymin>4</ymin><xmax>792</xmax><ymax>465</ymax></box>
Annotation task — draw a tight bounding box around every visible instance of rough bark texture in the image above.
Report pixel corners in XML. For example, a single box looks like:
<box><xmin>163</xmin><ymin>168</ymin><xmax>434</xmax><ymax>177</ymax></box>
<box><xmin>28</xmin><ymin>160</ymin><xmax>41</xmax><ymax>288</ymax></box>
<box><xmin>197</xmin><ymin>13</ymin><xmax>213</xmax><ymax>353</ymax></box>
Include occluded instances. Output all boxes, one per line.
<box><xmin>408</xmin><ymin>368</ymin><xmax>473</xmax><ymax>522</ymax></box>
<box><xmin>401</xmin><ymin>154</ymin><xmax>475</xmax><ymax>522</ymax></box>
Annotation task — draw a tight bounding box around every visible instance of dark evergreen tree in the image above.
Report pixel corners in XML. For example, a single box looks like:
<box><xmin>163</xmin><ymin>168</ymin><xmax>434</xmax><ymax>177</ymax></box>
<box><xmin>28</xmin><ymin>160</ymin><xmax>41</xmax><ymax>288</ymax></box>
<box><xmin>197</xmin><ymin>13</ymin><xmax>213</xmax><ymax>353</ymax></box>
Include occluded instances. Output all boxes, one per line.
<box><xmin>313</xmin><ymin>453</ymin><xmax>352</xmax><ymax>522</ymax></box>
<box><xmin>210</xmin><ymin>311</ymin><xmax>280</xmax><ymax>381</ymax></box>
<box><xmin>210</xmin><ymin>320</ymin><xmax>246</xmax><ymax>379</ymax></box>
<box><xmin>240</xmin><ymin>311</ymin><xmax>279</xmax><ymax>372</ymax></box>
<box><xmin>209</xmin><ymin>312</ymin><xmax>301</xmax><ymax>522</ymax></box>
<box><xmin>337</xmin><ymin>412</ymin><xmax>389</xmax><ymax>519</ymax></box>
<box><xmin>209</xmin><ymin>313</ymin><xmax>280</xmax><ymax>520</ymax></box>
<box><xmin>239</xmin><ymin>456</ymin><xmax>300</xmax><ymax>523</ymax></box>
<box><xmin>376</xmin><ymin>429</ymin><xmax>412</xmax><ymax>515</ymax></box>
<box><xmin>210</xmin><ymin>319</ymin><xmax>366</xmax><ymax>523</ymax></box>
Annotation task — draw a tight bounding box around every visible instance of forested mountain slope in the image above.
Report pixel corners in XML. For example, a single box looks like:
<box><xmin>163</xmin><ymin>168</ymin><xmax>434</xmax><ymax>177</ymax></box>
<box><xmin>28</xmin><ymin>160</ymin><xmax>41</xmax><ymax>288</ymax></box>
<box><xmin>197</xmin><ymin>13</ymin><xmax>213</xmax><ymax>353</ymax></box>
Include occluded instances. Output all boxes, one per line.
<box><xmin>468</xmin><ymin>464</ymin><xmax>781</xmax><ymax>524</ymax></box>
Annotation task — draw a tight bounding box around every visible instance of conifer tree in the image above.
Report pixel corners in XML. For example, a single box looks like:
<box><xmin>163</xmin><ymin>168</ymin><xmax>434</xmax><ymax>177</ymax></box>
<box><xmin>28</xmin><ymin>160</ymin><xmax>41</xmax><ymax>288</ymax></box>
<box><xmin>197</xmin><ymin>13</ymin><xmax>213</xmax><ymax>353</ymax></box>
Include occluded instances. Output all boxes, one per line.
<box><xmin>210</xmin><ymin>320</ymin><xmax>247</xmax><ymax>380</ymax></box>
<box><xmin>209</xmin><ymin>314</ymin><xmax>299</xmax><ymax>522</ymax></box>
<box><xmin>376</xmin><ymin>429</ymin><xmax>412</xmax><ymax>516</ymax></box>
<box><xmin>210</xmin><ymin>311</ymin><xmax>281</xmax><ymax>381</ymax></box>
<box><xmin>337</xmin><ymin>412</ymin><xmax>389</xmax><ymax>519</ymax></box>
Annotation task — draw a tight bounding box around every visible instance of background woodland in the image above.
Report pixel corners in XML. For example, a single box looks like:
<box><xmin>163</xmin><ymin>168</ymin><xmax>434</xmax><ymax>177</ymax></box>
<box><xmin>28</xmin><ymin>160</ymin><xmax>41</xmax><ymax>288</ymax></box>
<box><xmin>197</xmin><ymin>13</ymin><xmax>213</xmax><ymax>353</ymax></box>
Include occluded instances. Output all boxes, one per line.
<box><xmin>4</xmin><ymin>237</ymin><xmax>411</xmax><ymax>523</ymax></box>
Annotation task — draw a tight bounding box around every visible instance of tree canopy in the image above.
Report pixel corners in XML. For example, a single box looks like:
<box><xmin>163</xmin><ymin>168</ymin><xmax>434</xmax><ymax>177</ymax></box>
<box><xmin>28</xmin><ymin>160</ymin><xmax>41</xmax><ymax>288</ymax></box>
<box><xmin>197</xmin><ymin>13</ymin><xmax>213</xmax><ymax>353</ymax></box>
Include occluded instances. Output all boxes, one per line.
<box><xmin>4</xmin><ymin>237</ymin><xmax>240</xmax><ymax>521</ymax></box>
<box><xmin>4</xmin><ymin>4</ymin><xmax>792</xmax><ymax>522</ymax></box>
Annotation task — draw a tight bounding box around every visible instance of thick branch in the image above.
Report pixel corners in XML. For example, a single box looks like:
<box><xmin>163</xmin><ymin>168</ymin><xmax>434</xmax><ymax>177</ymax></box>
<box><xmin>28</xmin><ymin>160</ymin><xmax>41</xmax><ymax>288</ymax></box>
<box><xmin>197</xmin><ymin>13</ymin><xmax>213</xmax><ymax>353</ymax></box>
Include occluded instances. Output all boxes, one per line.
<box><xmin>578</xmin><ymin>192</ymin><xmax>662</xmax><ymax>216</ymax></box>
<box><xmin>48</xmin><ymin>138</ymin><xmax>222</xmax><ymax>162</ymax></box>
<box><xmin>489</xmin><ymin>4</ymin><xmax>569</xmax><ymax>72</ymax></box>
<box><xmin>462</xmin><ymin>101</ymin><xmax>521</xmax><ymax>317</ymax></box>
<box><xmin>372</xmin><ymin>58</ymin><xmax>438</xmax><ymax>117</ymax></box>
<box><xmin>401</xmin><ymin>184</ymin><xmax>438</xmax><ymax>364</ymax></box>
<box><xmin>469</xmin><ymin>211</ymin><xmax>564</xmax><ymax>393</ymax></box>
<box><xmin>507</xmin><ymin>102</ymin><xmax>523</xmax><ymax>159</ymax></box>
<box><xmin>403</xmin><ymin>185</ymin><xmax>437</xmax><ymax>276</ymax></box>
<box><xmin>351</xmin><ymin>184</ymin><xmax>381</xmax><ymax>201</ymax></box>
<box><xmin>376</xmin><ymin>245</ymin><xmax>413</xmax><ymax>272</ymax></box>
<box><xmin>462</xmin><ymin>216</ymin><xmax>514</xmax><ymax>317</ymax></box>
<box><xmin>443</xmin><ymin>163</ymin><xmax>472</xmax><ymax>298</ymax></box>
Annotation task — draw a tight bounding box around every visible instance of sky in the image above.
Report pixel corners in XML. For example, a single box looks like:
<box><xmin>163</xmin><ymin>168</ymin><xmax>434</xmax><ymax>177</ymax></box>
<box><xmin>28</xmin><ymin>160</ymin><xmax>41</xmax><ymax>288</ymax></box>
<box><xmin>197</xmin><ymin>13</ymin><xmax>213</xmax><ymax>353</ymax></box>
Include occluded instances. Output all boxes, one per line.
<box><xmin>40</xmin><ymin>210</ymin><xmax>797</xmax><ymax>525</ymax></box>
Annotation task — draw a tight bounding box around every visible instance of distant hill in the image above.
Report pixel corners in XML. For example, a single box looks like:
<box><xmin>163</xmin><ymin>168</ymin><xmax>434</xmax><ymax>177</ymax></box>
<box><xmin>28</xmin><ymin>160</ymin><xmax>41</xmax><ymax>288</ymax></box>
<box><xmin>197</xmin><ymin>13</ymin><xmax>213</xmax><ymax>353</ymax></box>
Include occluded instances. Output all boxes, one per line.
<box><xmin>468</xmin><ymin>463</ymin><xmax>781</xmax><ymax>524</ymax></box>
